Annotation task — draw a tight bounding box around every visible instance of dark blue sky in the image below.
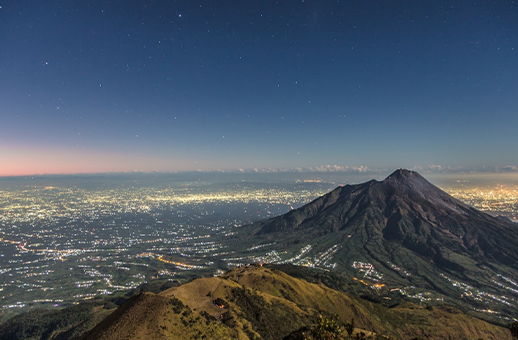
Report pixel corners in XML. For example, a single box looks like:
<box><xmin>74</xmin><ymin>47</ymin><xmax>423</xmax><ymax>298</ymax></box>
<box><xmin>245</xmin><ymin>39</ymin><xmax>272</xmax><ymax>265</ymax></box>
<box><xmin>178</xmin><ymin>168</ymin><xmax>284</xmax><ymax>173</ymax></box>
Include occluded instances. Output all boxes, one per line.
<box><xmin>1</xmin><ymin>1</ymin><xmax>517</xmax><ymax>176</ymax></box>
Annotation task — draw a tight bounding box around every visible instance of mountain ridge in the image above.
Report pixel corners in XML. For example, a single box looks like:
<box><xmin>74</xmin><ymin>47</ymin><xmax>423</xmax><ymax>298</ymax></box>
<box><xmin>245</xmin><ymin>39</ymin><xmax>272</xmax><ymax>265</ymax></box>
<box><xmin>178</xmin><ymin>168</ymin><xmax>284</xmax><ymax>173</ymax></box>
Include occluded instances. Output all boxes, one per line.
<box><xmin>78</xmin><ymin>265</ymin><xmax>513</xmax><ymax>340</ymax></box>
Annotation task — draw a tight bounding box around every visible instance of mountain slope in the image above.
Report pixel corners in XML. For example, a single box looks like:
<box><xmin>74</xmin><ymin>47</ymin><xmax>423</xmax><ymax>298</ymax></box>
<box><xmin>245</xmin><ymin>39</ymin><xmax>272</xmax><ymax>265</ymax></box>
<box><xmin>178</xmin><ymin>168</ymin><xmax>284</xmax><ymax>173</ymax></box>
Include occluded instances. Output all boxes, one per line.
<box><xmin>79</xmin><ymin>292</ymin><xmax>238</xmax><ymax>340</ymax></box>
<box><xmin>77</xmin><ymin>265</ymin><xmax>512</xmax><ymax>340</ymax></box>
<box><xmin>249</xmin><ymin>169</ymin><xmax>518</xmax><ymax>322</ymax></box>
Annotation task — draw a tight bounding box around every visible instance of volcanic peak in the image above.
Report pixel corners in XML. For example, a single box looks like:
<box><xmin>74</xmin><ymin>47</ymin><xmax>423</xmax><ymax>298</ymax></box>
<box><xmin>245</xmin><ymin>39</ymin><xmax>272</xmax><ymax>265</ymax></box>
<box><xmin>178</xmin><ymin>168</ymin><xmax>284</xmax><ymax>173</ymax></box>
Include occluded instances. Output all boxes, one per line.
<box><xmin>383</xmin><ymin>169</ymin><xmax>432</xmax><ymax>191</ymax></box>
<box><xmin>385</xmin><ymin>168</ymin><xmax>421</xmax><ymax>180</ymax></box>
<box><xmin>379</xmin><ymin>168</ymin><xmax>467</xmax><ymax>213</ymax></box>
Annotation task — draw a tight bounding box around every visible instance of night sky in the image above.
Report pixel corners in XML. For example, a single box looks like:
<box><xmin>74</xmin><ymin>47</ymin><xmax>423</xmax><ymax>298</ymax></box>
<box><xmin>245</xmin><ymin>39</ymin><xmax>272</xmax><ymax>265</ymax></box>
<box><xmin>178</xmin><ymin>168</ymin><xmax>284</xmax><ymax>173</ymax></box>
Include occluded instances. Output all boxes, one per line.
<box><xmin>1</xmin><ymin>1</ymin><xmax>517</xmax><ymax>176</ymax></box>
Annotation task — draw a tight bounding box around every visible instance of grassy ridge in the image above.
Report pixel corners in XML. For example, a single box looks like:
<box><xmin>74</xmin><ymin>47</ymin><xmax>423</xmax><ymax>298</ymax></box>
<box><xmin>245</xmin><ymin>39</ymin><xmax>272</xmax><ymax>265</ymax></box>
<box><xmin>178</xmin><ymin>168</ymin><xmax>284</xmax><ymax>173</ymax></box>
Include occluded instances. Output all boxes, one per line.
<box><xmin>0</xmin><ymin>265</ymin><xmax>513</xmax><ymax>340</ymax></box>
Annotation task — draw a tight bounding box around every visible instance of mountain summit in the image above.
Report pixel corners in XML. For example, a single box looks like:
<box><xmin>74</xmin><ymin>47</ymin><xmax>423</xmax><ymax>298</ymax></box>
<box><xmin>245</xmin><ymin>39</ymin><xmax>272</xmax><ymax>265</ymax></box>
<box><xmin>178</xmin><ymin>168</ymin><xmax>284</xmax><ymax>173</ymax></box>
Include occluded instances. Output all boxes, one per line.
<box><xmin>384</xmin><ymin>168</ymin><xmax>442</xmax><ymax>197</ymax></box>
<box><xmin>251</xmin><ymin>169</ymin><xmax>518</xmax><ymax>321</ymax></box>
<box><xmin>384</xmin><ymin>169</ymin><xmax>469</xmax><ymax>213</ymax></box>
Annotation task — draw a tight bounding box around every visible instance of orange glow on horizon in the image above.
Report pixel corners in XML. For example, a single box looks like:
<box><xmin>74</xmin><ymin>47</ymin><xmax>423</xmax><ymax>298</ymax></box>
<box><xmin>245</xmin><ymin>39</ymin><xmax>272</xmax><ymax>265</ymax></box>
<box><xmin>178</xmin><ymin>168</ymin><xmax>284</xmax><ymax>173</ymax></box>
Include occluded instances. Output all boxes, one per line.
<box><xmin>0</xmin><ymin>146</ymin><xmax>195</xmax><ymax>177</ymax></box>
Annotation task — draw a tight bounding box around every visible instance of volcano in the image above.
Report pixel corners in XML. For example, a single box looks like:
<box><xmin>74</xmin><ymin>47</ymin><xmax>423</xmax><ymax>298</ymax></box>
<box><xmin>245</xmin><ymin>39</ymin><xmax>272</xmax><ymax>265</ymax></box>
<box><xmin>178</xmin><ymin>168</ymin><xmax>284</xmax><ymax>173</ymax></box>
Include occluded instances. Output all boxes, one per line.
<box><xmin>250</xmin><ymin>169</ymin><xmax>518</xmax><ymax>321</ymax></box>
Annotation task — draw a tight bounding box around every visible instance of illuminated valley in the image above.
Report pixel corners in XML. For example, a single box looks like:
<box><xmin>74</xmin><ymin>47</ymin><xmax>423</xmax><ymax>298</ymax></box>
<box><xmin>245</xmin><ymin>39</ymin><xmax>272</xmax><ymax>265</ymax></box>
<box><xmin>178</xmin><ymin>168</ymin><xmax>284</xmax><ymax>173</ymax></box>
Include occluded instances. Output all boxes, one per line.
<box><xmin>0</xmin><ymin>173</ymin><xmax>517</xmax><ymax>323</ymax></box>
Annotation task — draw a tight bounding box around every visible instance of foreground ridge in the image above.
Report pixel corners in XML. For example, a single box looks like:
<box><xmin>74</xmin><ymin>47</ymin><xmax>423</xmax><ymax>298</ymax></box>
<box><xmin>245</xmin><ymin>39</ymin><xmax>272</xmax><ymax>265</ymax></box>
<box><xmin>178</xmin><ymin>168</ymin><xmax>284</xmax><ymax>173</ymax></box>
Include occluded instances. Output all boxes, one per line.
<box><xmin>4</xmin><ymin>265</ymin><xmax>508</xmax><ymax>340</ymax></box>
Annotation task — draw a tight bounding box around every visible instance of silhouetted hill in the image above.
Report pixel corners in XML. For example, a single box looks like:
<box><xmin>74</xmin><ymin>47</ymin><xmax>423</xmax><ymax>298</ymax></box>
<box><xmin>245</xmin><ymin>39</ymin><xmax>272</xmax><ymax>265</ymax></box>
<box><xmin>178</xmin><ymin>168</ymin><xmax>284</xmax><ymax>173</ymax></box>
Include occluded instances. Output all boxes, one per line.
<box><xmin>0</xmin><ymin>299</ymin><xmax>113</xmax><ymax>340</ymax></box>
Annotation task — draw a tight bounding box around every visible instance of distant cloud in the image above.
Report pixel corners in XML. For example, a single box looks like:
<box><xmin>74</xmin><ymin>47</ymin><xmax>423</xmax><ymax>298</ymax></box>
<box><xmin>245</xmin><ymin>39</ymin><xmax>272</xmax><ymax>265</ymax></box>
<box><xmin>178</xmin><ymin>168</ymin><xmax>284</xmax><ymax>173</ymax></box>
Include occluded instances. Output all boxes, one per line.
<box><xmin>412</xmin><ymin>165</ymin><xmax>518</xmax><ymax>174</ymax></box>
<box><xmin>196</xmin><ymin>165</ymin><xmax>375</xmax><ymax>174</ymax></box>
<box><xmin>411</xmin><ymin>165</ymin><xmax>464</xmax><ymax>173</ymax></box>
<box><xmin>498</xmin><ymin>165</ymin><xmax>518</xmax><ymax>173</ymax></box>
<box><xmin>305</xmin><ymin>165</ymin><xmax>371</xmax><ymax>173</ymax></box>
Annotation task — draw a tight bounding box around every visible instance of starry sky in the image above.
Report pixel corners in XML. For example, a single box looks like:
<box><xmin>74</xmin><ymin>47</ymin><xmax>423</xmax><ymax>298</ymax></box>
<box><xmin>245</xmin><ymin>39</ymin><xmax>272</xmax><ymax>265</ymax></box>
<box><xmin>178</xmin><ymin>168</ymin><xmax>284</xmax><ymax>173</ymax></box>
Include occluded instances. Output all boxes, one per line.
<box><xmin>1</xmin><ymin>1</ymin><xmax>517</xmax><ymax>176</ymax></box>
